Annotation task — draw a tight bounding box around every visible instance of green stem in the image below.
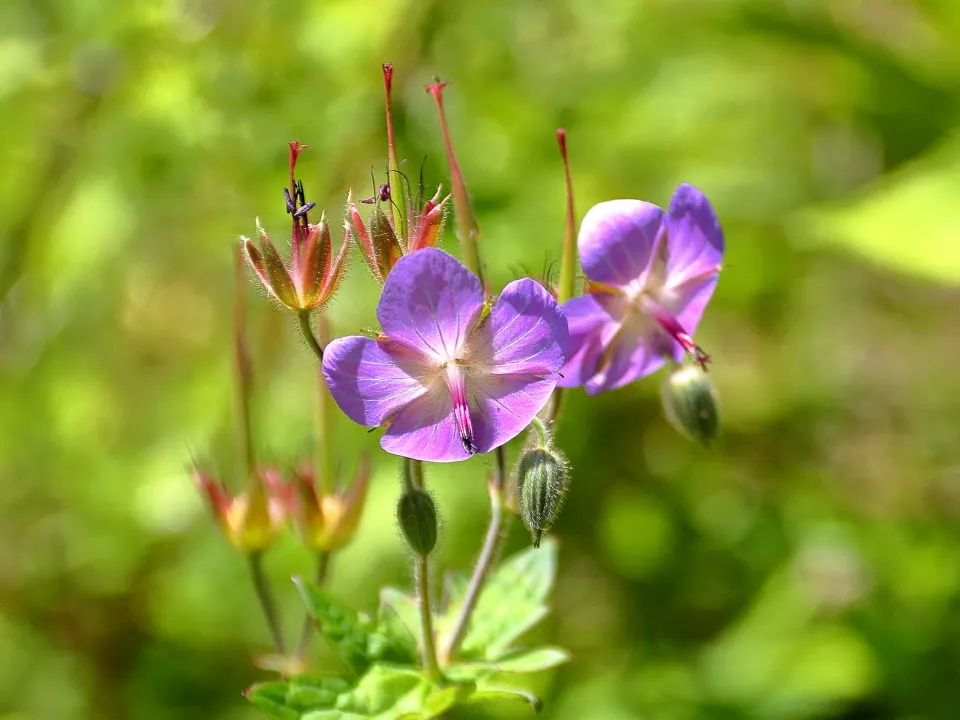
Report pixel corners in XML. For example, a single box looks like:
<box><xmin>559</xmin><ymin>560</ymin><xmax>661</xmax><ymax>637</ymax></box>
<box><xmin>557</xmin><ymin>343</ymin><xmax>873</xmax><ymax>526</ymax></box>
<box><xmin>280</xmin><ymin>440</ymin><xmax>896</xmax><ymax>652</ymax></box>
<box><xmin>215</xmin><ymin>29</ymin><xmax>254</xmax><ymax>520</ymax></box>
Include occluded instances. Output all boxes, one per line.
<box><xmin>248</xmin><ymin>551</ymin><xmax>285</xmax><ymax>655</ymax></box>
<box><xmin>295</xmin><ymin>551</ymin><xmax>331</xmax><ymax>660</ymax></box>
<box><xmin>298</xmin><ymin>310</ymin><xmax>324</xmax><ymax>363</ymax></box>
<box><xmin>439</xmin><ymin>446</ymin><xmax>508</xmax><ymax>665</ymax></box>
<box><xmin>416</xmin><ymin>555</ymin><xmax>441</xmax><ymax>682</ymax></box>
<box><xmin>233</xmin><ymin>247</ymin><xmax>255</xmax><ymax>478</ymax></box>
<box><xmin>314</xmin><ymin>313</ymin><xmax>333</xmax><ymax>494</ymax></box>
<box><xmin>530</xmin><ymin>416</ymin><xmax>550</xmax><ymax>446</ymax></box>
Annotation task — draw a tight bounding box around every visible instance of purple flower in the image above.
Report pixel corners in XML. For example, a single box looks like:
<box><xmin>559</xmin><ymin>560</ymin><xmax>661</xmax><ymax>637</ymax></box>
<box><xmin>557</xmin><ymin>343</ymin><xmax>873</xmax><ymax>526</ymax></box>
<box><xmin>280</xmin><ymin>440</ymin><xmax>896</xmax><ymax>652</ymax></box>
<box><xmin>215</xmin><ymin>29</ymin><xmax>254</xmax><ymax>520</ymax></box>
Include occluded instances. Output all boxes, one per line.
<box><xmin>322</xmin><ymin>248</ymin><xmax>569</xmax><ymax>462</ymax></box>
<box><xmin>558</xmin><ymin>184</ymin><xmax>723</xmax><ymax>395</ymax></box>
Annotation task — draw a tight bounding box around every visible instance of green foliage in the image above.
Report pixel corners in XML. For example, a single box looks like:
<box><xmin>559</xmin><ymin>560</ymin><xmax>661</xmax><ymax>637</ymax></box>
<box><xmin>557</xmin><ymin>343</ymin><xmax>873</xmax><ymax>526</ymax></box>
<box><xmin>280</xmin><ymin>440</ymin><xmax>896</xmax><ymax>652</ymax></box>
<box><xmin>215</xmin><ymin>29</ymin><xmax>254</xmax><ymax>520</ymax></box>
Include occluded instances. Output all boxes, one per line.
<box><xmin>7</xmin><ymin>0</ymin><xmax>960</xmax><ymax>718</ymax></box>
<box><xmin>249</xmin><ymin>541</ymin><xmax>567</xmax><ymax>719</ymax></box>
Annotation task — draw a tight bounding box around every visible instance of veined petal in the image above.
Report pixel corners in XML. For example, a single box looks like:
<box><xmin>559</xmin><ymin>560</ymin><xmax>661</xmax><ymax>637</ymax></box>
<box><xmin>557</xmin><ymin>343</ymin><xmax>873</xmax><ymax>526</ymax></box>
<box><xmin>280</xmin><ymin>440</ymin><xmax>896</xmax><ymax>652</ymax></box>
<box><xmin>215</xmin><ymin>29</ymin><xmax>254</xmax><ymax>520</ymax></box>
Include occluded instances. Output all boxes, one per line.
<box><xmin>557</xmin><ymin>293</ymin><xmax>626</xmax><ymax>388</ymax></box>
<box><xmin>583</xmin><ymin>312</ymin><xmax>665</xmax><ymax>395</ymax></box>
<box><xmin>471</xmin><ymin>374</ymin><xmax>558</xmax><ymax>454</ymax></box>
<box><xmin>665</xmin><ymin>184</ymin><xmax>724</xmax><ymax>287</ymax></box>
<box><xmin>377</xmin><ymin>248</ymin><xmax>484</xmax><ymax>362</ymax></box>
<box><xmin>579</xmin><ymin>200</ymin><xmax>665</xmax><ymax>289</ymax></box>
<box><xmin>380</xmin><ymin>389</ymin><xmax>468</xmax><ymax>462</ymax></box>
<box><xmin>322</xmin><ymin>336</ymin><xmax>431</xmax><ymax>427</ymax></box>
<box><xmin>470</xmin><ymin>278</ymin><xmax>568</xmax><ymax>375</ymax></box>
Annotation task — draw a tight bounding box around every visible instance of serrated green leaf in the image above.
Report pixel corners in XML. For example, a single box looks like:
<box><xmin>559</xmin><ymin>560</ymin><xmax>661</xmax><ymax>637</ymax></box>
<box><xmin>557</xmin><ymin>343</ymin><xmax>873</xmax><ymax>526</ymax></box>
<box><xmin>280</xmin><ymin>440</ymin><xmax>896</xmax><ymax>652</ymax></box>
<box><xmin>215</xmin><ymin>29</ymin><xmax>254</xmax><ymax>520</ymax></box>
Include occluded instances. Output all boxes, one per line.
<box><xmin>446</xmin><ymin>646</ymin><xmax>571</xmax><ymax>682</ymax></box>
<box><xmin>376</xmin><ymin>587</ymin><xmax>419</xmax><ymax>661</ymax></box>
<box><xmin>335</xmin><ymin>664</ymin><xmax>434</xmax><ymax>719</ymax></box>
<box><xmin>247</xmin><ymin>676</ymin><xmax>352</xmax><ymax>719</ymax></box>
<box><xmin>295</xmin><ymin>578</ymin><xmax>375</xmax><ymax>673</ymax></box>
<box><xmin>246</xmin><ymin>682</ymin><xmax>300</xmax><ymax>720</ymax></box>
<box><xmin>459</xmin><ymin>538</ymin><xmax>558</xmax><ymax>659</ymax></box>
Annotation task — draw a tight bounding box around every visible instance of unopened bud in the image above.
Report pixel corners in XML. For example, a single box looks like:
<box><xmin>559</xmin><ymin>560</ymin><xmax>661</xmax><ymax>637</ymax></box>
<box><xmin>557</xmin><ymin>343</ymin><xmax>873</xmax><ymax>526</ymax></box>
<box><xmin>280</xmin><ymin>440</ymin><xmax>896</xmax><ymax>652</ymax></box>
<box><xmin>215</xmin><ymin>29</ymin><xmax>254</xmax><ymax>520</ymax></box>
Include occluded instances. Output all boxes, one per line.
<box><xmin>397</xmin><ymin>489</ymin><xmax>438</xmax><ymax>557</ymax></box>
<box><xmin>661</xmin><ymin>365</ymin><xmax>720</xmax><ymax>445</ymax></box>
<box><xmin>516</xmin><ymin>432</ymin><xmax>570</xmax><ymax>549</ymax></box>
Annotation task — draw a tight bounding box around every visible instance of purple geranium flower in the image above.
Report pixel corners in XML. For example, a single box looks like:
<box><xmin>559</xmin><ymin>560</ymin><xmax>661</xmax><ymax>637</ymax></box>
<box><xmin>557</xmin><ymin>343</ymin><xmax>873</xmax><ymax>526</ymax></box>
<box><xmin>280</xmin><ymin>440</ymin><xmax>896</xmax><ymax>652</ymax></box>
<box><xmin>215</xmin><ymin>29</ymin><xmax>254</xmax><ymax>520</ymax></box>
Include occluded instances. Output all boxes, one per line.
<box><xmin>322</xmin><ymin>248</ymin><xmax>568</xmax><ymax>462</ymax></box>
<box><xmin>558</xmin><ymin>183</ymin><xmax>723</xmax><ymax>395</ymax></box>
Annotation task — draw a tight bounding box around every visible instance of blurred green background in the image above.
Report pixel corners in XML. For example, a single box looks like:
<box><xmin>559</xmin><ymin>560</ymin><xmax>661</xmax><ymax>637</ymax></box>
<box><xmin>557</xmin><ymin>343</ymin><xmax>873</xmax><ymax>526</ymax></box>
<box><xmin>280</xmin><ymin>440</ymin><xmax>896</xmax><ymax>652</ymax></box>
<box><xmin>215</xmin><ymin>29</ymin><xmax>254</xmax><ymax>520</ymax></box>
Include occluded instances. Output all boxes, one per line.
<box><xmin>3</xmin><ymin>0</ymin><xmax>960</xmax><ymax>718</ymax></box>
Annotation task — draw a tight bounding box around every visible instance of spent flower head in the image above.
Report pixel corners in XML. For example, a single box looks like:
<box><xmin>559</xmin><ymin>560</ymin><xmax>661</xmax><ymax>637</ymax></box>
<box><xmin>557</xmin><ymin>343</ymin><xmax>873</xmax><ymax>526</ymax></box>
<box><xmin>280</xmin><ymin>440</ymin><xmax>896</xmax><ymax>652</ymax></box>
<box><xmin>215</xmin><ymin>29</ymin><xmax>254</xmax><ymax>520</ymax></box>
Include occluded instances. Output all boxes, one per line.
<box><xmin>321</xmin><ymin>248</ymin><xmax>569</xmax><ymax>462</ymax></box>
<box><xmin>242</xmin><ymin>142</ymin><xmax>350</xmax><ymax>311</ymax></box>
<box><xmin>277</xmin><ymin>458</ymin><xmax>371</xmax><ymax>552</ymax></box>
<box><xmin>558</xmin><ymin>183</ymin><xmax>724</xmax><ymax>394</ymax></box>
<box><xmin>194</xmin><ymin>467</ymin><xmax>286</xmax><ymax>553</ymax></box>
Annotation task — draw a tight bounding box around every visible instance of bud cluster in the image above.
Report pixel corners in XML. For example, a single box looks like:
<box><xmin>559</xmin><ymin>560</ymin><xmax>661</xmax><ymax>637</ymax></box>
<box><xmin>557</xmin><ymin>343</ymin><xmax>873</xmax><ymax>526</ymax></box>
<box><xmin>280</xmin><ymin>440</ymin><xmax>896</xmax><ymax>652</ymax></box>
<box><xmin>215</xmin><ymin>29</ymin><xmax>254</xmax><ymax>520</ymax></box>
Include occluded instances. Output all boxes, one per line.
<box><xmin>195</xmin><ymin>461</ymin><xmax>370</xmax><ymax>555</ymax></box>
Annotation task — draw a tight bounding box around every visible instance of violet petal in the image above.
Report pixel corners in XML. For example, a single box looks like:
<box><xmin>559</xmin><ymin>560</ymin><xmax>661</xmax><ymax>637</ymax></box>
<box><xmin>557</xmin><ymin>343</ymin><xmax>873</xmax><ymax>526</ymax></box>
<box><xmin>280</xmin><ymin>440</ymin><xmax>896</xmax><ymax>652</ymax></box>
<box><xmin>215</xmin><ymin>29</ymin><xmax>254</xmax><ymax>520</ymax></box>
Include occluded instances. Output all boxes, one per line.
<box><xmin>321</xmin><ymin>336</ymin><xmax>430</xmax><ymax>427</ymax></box>
<box><xmin>377</xmin><ymin>248</ymin><xmax>484</xmax><ymax>361</ymax></box>
<box><xmin>665</xmin><ymin>184</ymin><xmax>724</xmax><ymax>286</ymax></box>
<box><xmin>578</xmin><ymin>200</ymin><xmax>665</xmax><ymax>288</ymax></box>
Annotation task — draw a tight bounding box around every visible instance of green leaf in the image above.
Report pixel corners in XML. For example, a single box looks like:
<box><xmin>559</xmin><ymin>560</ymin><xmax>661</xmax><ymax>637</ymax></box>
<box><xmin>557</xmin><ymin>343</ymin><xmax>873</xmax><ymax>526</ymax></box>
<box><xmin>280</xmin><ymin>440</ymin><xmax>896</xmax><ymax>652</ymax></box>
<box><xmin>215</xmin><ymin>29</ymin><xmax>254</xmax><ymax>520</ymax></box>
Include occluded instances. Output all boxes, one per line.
<box><xmin>246</xmin><ymin>681</ymin><xmax>299</xmax><ymax>720</ymax></box>
<box><xmin>421</xmin><ymin>686</ymin><xmax>468</xmax><ymax>717</ymax></box>
<box><xmin>446</xmin><ymin>646</ymin><xmax>571</xmax><ymax>682</ymax></box>
<box><xmin>376</xmin><ymin>587</ymin><xmax>419</xmax><ymax>662</ymax></box>
<box><xmin>334</xmin><ymin>664</ymin><xmax>434</xmax><ymax>719</ymax></box>
<box><xmin>458</xmin><ymin>538</ymin><xmax>558</xmax><ymax>659</ymax></box>
<box><xmin>295</xmin><ymin>578</ymin><xmax>376</xmax><ymax>673</ymax></box>
<box><xmin>302</xmin><ymin>712</ymin><xmax>368</xmax><ymax>720</ymax></box>
<box><xmin>246</xmin><ymin>676</ymin><xmax>352</xmax><ymax>719</ymax></box>
<box><xmin>461</xmin><ymin>687</ymin><xmax>543</xmax><ymax>714</ymax></box>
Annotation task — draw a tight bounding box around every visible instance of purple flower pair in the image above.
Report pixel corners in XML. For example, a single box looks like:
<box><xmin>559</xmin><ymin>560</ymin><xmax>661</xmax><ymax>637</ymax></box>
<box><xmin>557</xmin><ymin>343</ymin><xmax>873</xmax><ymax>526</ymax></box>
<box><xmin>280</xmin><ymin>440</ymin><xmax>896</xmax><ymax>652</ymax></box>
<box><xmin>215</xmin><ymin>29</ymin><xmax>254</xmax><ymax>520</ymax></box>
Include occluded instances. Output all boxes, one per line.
<box><xmin>322</xmin><ymin>184</ymin><xmax>722</xmax><ymax>462</ymax></box>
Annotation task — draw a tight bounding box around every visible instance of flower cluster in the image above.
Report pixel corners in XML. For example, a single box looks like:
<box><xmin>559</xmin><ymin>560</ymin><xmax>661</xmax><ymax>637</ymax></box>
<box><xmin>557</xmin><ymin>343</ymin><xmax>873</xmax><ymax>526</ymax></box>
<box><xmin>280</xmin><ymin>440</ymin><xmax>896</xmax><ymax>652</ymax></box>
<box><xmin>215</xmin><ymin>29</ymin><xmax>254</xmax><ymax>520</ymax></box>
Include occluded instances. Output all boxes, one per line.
<box><xmin>200</xmin><ymin>62</ymin><xmax>727</xmax><ymax>719</ymax></box>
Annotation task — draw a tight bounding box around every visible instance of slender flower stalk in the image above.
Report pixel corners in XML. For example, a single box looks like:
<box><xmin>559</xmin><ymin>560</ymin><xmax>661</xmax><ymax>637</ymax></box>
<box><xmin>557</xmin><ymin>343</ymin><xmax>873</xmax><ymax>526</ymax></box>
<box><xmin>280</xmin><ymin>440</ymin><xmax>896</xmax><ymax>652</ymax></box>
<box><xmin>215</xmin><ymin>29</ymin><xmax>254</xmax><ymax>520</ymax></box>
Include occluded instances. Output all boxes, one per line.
<box><xmin>545</xmin><ymin>129</ymin><xmax>579</xmax><ymax>423</ymax></box>
<box><xmin>399</xmin><ymin>458</ymin><xmax>441</xmax><ymax>681</ymax></box>
<box><xmin>415</xmin><ymin>555</ymin><xmax>441</xmax><ymax>681</ymax></box>
<box><xmin>314</xmin><ymin>312</ymin><xmax>334</xmax><ymax>493</ymax></box>
<box><xmin>298</xmin><ymin>311</ymin><xmax>325</xmax><ymax>362</ymax></box>
<box><xmin>426</xmin><ymin>80</ymin><xmax>483</xmax><ymax>285</ymax></box>
<box><xmin>230</xmin><ymin>243</ymin><xmax>286</xmax><ymax>654</ymax></box>
<box><xmin>556</xmin><ymin>129</ymin><xmax>578</xmax><ymax>305</ymax></box>
<box><xmin>249</xmin><ymin>550</ymin><xmax>285</xmax><ymax>655</ymax></box>
<box><xmin>233</xmin><ymin>246</ymin><xmax>255</xmax><ymax>476</ymax></box>
<box><xmin>440</xmin><ymin>445</ymin><xmax>507</xmax><ymax>665</ymax></box>
<box><xmin>382</xmin><ymin>63</ymin><xmax>401</xmax><ymax>232</ymax></box>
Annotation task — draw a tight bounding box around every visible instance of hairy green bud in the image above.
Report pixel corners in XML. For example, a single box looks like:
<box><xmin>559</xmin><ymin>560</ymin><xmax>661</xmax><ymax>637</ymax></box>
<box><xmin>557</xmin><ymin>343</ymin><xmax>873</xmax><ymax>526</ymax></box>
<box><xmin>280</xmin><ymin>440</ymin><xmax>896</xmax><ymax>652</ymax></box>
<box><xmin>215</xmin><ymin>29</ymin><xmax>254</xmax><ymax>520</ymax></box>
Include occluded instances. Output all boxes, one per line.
<box><xmin>661</xmin><ymin>365</ymin><xmax>720</xmax><ymax>445</ymax></box>
<box><xmin>516</xmin><ymin>437</ymin><xmax>570</xmax><ymax>549</ymax></box>
<box><xmin>396</xmin><ymin>489</ymin><xmax>438</xmax><ymax>557</ymax></box>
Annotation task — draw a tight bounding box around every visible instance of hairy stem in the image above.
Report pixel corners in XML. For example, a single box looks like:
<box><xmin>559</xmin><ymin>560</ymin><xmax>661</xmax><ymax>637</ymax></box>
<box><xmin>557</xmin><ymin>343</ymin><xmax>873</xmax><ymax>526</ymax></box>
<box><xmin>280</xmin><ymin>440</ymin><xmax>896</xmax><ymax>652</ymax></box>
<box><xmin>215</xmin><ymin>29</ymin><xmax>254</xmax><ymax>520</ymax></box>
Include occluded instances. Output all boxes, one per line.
<box><xmin>248</xmin><ymin>551</ymin><xmax>285</xmax><ymax>655</ymax></box>
<box><xmin>416</xmin><ymin>555</ymin><xmax>441</xmax><ymax>682</ymax></box>
<box><xmin>295</xmin><ymin>550</ymin><xmax>331</xmax><ymax>660</ymax></box>
<box><xmin>440</xmin><ymin>446</ymin><xmax>508</xmax><ymax>665</ymax></box>
<box><xmin>298</xmin><ymin>310</ymin><xmax>324</xmax><ymax>362</ymax></box>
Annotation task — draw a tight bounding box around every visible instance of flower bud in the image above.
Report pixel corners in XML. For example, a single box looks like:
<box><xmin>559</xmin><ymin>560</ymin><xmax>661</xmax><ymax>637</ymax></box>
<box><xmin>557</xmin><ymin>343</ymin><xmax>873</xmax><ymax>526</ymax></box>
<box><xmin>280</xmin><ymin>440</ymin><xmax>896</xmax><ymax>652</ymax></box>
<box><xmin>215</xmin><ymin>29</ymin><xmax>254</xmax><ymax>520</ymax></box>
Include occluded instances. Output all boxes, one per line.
<box><xmin>396</xmin><ymin>488</ymin><xmax>438</xmax><ymax>557</ymax></box>
<box><xmin>516</xmin><ymin>438</ymin><xmax>570</xmax><ymax>549</ymax></box>
<box><xmin>661</xmin><ymin>365</ymin><xmax>720</xmax><ymax>445</ymax></box>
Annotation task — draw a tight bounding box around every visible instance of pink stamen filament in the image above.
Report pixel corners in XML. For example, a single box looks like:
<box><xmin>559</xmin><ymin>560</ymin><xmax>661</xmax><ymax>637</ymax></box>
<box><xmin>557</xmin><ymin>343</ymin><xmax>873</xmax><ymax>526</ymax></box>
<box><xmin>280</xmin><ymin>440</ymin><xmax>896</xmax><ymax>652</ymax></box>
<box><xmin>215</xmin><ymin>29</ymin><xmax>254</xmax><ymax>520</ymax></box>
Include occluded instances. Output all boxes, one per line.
<box><xmin>642</xmin><ymin>298</ymin><xmax>711</xmax><ymax>369</ymax></box>
<box><xmin>444</xmin><ymin>363</ymin><xmax>477</xmax><ymax>455</ymax></box>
